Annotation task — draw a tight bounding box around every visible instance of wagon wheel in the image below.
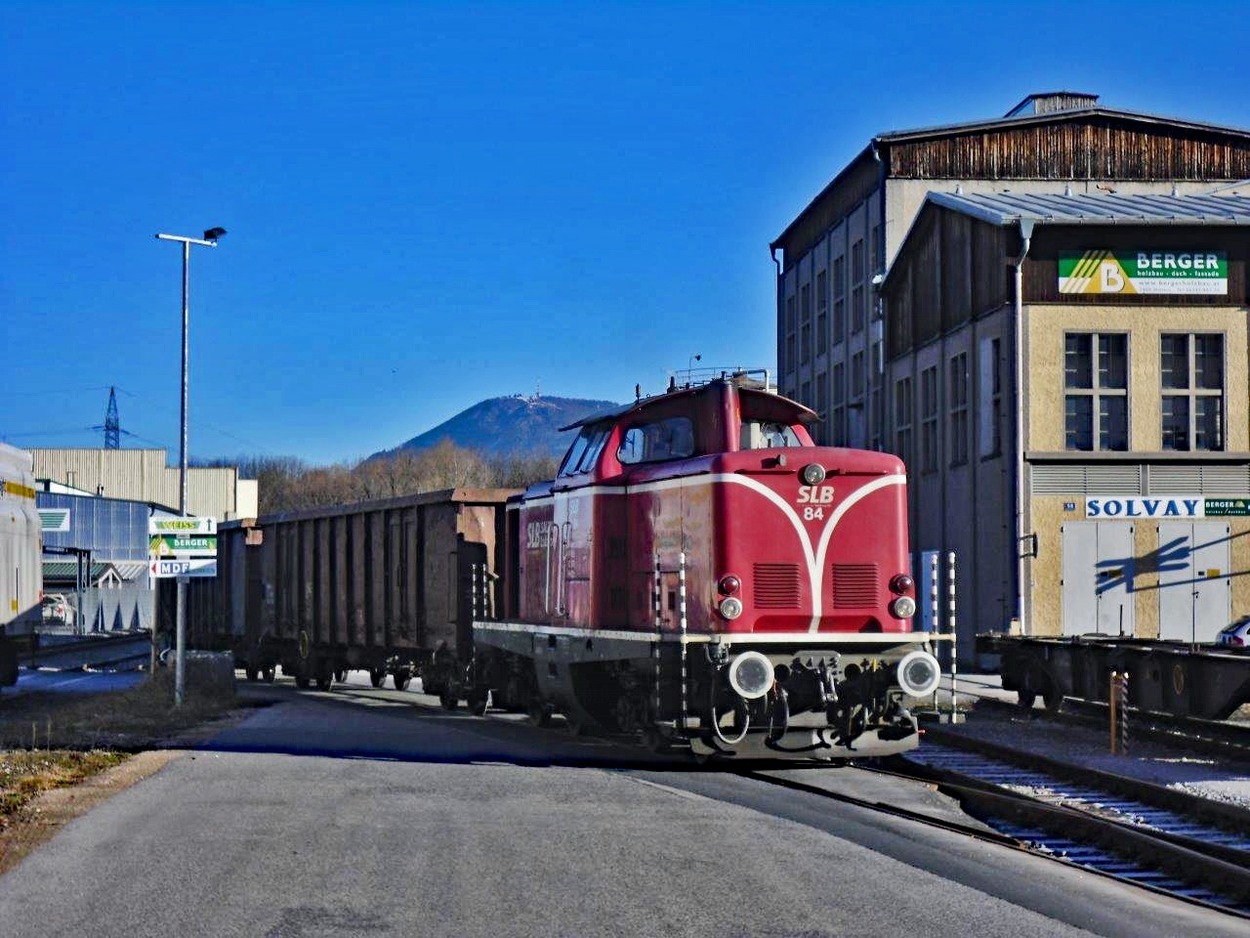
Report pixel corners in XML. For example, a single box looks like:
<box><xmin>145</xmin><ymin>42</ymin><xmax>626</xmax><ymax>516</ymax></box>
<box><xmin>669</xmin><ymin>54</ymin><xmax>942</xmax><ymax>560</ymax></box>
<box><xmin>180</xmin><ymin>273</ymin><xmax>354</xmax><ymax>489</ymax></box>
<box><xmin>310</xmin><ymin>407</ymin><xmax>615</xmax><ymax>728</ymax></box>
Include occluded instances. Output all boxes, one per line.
<box><xmin>393</xmin><ymin>669</ymin><xmax>412</xmax><ymax>692</ymax></box>
<box><xmin>468</xmin><ymin>689</ymin><xmax>491</xmax><ymax>717</ymax></box>
<box><xmin>335</xmin><ymin>669</ymin><xmax>348</xmax><ymax>684</ymax></box>
<box><xmin>245</xmin><ymin>667</ymin><xmax>259</xmax><ymax>682</ymax></box>
<box><xmin>527</xmin><ymin>698</ymin><xmax>552</xmax><ymax>727</ymax></box>
<box><xmin>369</xmin><ymin>668</ymin><xmax>387</xmax><ymax>688</ymax></box>
<box><xmin>262</xmin><ymin>666</ymin><xmax>276</xmax><ymax>683</ymax></box>
<box><xmin>315</xmin><ymin>669</ymin><xmax>333</xmax><ymax>692</ymax></box>
<box><xmin>294</xmin><ymin>673</ymin><xmax>311</xmax><ymax>690</ymax></box>
<box><xmin>440</xmin><ymin>687</ymin><xmax>460</xmax><ymax>711</ymax></box>
<box><xmin>1016</xmin><ymin>688</ymin><xmax>1037</xmax><ymax>711</ymax></box>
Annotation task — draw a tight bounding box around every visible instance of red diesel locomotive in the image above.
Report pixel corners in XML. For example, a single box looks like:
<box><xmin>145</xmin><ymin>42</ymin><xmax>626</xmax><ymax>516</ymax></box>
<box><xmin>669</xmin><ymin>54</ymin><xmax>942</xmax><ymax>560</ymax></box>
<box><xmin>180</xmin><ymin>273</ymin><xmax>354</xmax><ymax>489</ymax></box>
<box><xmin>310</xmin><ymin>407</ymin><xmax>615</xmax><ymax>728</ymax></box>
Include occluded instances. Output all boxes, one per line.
<box><xmin>465</xmin><ymin>371</ymin><xmax>942</xmax><ymax>760</ymax></box>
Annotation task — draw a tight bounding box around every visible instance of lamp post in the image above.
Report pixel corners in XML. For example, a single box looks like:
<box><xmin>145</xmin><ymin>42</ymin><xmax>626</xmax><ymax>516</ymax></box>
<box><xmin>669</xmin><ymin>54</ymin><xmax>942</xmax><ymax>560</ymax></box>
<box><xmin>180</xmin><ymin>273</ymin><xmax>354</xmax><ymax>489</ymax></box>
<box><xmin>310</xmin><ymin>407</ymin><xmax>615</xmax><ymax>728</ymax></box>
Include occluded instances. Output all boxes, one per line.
<box><xmin>155</xmin><ymin>228</ymin><xmax>225</xmax><ymax>705</ymax></box>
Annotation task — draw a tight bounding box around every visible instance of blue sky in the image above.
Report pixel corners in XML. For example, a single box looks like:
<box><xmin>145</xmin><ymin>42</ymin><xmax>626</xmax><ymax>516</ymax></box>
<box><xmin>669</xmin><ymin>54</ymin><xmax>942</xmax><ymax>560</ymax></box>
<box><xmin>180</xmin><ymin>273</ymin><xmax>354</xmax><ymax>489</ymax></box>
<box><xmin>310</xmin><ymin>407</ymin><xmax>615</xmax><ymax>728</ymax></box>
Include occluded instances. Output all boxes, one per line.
<box><xmin>3</xmin><ymin>1</ymin><xmax>1248</xmax><ymax>466</ymax></box>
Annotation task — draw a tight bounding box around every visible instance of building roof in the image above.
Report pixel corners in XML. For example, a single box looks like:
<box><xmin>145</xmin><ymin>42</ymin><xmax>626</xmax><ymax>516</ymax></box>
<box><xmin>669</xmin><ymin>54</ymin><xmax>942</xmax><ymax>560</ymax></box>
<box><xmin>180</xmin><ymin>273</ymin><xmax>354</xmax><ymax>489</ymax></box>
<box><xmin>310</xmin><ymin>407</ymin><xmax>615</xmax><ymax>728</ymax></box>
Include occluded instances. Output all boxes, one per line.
<box><xmin>925</xmin><ymin>191</ymin><xmax>1250</xmax><ymax>227</ymax></box>
<box><xmin>875</xmin><ymin>105</ymin><xmax>1250</xmax><ymax>145</ymax></box>
<box><xmin>770</xmin><ymin>95</ymin><xmax>1250</xmax><ymax>250</ymax></box>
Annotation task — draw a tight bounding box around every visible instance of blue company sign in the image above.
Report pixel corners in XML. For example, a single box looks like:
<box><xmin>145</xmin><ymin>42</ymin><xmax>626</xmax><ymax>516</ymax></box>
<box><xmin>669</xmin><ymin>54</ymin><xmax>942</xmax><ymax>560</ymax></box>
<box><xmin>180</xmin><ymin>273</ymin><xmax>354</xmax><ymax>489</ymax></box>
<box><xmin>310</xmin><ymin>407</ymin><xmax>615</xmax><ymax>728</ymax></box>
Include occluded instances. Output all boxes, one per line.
<box><xmin>1085</xmin><ymin>497</ymin><xmax>1203</xmax><ymax>519</ymax></box>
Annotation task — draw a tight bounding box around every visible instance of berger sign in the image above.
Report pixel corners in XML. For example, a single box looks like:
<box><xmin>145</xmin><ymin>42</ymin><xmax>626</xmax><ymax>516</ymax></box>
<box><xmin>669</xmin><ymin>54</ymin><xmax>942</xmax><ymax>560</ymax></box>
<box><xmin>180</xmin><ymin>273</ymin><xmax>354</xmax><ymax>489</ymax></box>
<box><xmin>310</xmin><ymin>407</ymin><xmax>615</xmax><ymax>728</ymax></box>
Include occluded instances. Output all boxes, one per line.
<box><xmin>1059</xmin><ymin>250</ymin><xmax>1227</xmax><ymax>295</ymax></box>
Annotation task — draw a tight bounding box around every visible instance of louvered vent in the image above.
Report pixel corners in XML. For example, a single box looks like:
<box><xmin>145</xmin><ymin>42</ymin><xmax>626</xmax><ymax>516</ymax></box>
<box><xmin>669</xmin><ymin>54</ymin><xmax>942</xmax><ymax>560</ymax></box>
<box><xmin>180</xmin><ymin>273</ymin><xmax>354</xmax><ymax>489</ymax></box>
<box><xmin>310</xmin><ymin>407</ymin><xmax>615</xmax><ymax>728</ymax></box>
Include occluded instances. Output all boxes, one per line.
<box><xmin>833</xmin><ymin>563</ymin><xmax>878</xmax><ymax>608</ymax></box>
<box><xmin>1031</xmin><ymin>464</ymin><xmax>1142</xmax><ymax>495</ymax></box>
<box><xmin>1147</xmin><ymin>464</ymin><xmax>1250</xmax><ymax>495</ymax></box>
<box><xmin>753</xmin><ymin>563</ymin><xmax>801</xmax><ymax>608</ymax></box>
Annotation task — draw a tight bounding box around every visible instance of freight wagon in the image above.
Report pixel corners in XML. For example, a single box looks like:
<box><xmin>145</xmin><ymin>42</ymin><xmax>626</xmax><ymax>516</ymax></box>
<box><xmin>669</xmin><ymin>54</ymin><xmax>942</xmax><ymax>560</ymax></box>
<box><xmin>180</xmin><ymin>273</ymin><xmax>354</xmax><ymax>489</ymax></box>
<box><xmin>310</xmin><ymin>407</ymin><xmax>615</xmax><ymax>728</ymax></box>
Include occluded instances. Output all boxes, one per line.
<box><xmin>180</xmin><ymin>488</ymin><xmax>515</xmax><ymax>691</ymax></box>
<box><xmin>0</xmin><ymin>443</ymin><xmax>42</xmax><ymax>687</ymax></box>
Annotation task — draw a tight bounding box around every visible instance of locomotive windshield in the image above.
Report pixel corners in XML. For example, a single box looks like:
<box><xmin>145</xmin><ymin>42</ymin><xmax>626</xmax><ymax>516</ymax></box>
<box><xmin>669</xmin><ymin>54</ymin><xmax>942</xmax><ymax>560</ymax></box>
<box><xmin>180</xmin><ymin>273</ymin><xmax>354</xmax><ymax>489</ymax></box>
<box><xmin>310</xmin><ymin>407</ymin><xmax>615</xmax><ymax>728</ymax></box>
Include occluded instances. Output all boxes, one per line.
<box><xmin>558</xmin><ymin>423</ymin><xmax>612</xmax><ymax>477</ymax></box>
<box><xmin>618</xmin><ymin>416</ymin><xmax>695</xmax><ymax>465</ymax></box>
<box><xmin>740</xmin><ymin>420</ymin><xmax>803</xmax><ymax>449</ymax></box>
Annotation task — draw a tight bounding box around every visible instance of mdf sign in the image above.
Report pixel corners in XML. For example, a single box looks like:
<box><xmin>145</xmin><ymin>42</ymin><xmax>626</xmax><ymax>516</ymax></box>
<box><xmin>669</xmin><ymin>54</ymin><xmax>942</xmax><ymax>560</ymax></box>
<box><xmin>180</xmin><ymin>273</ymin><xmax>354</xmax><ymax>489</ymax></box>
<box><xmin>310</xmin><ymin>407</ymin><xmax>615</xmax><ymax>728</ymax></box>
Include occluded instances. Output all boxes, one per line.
<box><xmin>1060</xmin><ymin>250</ymin><xmax>1227</xmax><ymax>296</ymax></box>
<box><xmin>1085</xmin><ymin>497</ymin><xmax>1204</xmax><ymax>519</ymax></box>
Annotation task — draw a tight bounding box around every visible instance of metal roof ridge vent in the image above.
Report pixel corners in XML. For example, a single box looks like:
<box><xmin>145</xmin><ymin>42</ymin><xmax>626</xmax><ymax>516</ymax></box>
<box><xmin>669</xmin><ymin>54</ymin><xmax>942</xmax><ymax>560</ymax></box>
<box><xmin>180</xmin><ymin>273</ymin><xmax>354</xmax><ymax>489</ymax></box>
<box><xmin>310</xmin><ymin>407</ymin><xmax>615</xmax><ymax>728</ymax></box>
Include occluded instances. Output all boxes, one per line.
<box><xmin>1004</xmin><ymin>91</ymin><xmax>1101</xmax><ymax>118</ymax></box>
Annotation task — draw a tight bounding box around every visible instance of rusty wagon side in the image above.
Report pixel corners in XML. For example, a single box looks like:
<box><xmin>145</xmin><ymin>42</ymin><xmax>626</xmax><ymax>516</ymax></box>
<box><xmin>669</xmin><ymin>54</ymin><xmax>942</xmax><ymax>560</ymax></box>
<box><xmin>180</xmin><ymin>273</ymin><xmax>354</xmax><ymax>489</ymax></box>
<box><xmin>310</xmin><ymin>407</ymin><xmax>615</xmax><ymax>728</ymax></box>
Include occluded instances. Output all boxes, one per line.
<box><xmin>177</xmin><ymin>488</ymin><xmax>515</xmax><ymax>691</ymax></box>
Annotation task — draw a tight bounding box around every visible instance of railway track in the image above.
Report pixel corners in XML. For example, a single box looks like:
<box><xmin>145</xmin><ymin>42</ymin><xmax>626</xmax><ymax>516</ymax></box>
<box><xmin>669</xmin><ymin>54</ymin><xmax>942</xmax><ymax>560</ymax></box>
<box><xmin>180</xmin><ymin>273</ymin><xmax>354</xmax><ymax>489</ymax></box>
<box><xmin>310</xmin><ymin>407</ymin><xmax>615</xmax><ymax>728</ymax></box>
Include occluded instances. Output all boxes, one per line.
<box><xmin>891</xmin><ymin>730</ymin><xmax>1250</xmax><ymax>914</ymax></box>
<box><xmin>946</xmin><ymin>677</ymin><xmax>1250</xmax><ymax>757</ymax></box>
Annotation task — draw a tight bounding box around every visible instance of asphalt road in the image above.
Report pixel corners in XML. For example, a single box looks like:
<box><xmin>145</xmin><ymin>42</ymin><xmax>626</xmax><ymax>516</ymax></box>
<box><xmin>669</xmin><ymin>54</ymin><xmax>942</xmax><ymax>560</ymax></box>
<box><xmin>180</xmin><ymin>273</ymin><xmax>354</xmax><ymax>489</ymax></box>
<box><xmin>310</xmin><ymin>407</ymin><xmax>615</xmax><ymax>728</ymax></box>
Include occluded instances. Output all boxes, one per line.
<box><xmin>0</xmin><ymin>674</ymin><xmax>1243</xmax><ymax>938</ymax></box>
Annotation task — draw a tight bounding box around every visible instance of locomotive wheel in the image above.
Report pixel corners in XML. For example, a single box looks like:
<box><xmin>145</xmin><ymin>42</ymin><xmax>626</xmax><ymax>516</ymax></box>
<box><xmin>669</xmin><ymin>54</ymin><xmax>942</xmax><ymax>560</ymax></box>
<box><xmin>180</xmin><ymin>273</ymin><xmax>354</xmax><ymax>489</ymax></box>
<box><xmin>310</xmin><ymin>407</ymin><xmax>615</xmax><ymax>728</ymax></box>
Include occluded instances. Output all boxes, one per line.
<box><xmin>262</xmin><ymin>666</ymin><xmax>276</xmax><ymax>683</ymax></box>
<box><xmin>294</xmin><ymin>673</ymin><xmax>311</xmax><ymax>690</ymax></box>
<box><xmin>369</xmin><ymin>668</ymin><xmax>387</xmax><ymax>688</ymax></box>
<box><xmin>394</xmin><ymin>669</ymin><xmax>412</xmax><ymax>692</ymax></box>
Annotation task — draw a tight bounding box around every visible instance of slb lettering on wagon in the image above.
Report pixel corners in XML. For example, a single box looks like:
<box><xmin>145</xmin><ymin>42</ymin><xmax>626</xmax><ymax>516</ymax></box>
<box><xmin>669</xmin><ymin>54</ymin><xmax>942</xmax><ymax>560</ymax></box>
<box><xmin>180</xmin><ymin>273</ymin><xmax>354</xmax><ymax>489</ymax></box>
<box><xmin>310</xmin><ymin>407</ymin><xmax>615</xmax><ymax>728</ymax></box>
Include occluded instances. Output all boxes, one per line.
<box><xmin>1085</xmin><ymin>497</ymin><xmax>1203</xmax><ymax>519</ymax></box>
<box><xmin>526</xmin><ymin>521</ymin><xmax>553</xmax><ymax>549</ymax></box>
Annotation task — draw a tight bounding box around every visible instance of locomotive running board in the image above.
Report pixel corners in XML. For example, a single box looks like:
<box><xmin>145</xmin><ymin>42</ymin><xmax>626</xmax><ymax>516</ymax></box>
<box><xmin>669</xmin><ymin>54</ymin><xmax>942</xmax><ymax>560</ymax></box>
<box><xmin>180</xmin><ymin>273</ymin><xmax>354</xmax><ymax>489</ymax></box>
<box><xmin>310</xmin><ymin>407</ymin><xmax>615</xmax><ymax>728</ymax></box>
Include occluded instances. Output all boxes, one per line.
<box><xmin>473</xmin><ymin>621</ymin><xmax>948</xmax><ymax>646</ymax></box>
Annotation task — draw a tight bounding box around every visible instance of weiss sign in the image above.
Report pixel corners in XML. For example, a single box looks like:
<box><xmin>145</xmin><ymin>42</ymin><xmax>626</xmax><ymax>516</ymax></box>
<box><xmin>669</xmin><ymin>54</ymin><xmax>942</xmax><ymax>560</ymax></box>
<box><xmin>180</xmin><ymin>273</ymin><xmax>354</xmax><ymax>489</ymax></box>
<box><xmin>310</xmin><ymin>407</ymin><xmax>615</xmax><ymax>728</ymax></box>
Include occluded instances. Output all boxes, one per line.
<box><xmin>1060</xmin><ymin>251</ymin><xmax>1227</xmax><ymax>295</ymax></box>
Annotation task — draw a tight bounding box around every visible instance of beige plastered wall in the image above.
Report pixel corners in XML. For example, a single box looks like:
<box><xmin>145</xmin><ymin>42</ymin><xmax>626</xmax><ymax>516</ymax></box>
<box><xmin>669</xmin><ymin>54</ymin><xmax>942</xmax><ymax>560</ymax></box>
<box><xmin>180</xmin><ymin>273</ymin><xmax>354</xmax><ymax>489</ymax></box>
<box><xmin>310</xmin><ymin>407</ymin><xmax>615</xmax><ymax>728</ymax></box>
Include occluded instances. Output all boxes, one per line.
<box><xmin>1024</xmin><ymin>303</ymin><xmax>1250</xmax><ymax>638</ymax></box>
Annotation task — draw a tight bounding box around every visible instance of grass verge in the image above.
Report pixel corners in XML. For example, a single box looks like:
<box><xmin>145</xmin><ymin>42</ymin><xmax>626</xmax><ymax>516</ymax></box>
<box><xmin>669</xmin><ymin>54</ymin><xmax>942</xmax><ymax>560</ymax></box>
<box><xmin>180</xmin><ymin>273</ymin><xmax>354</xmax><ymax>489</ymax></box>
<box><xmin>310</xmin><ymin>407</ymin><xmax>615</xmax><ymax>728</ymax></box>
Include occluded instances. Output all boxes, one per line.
<box><xmin>0</xmin><ymin>750</ymin><xmax>128</xmax><ymax>827</ymax></box>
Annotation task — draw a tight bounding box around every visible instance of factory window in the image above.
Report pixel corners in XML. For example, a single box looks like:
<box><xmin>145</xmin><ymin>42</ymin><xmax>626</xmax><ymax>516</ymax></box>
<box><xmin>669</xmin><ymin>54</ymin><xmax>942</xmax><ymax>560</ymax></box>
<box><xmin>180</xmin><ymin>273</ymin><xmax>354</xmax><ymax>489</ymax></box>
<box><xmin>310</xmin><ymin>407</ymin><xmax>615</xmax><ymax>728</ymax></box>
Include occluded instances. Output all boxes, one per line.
<box><xmin>805</xmin><ymin>282</ymin><xmax>815</xmax><ymax>362</ymax></box>
<box><xmin>815</xmin><ymin>372</ymin><xmax>828</xmax><ymax>443</ymax></box>
<box><xmin>870</xmin><ymin>341</ymin><xmax>882</xmax><ymax>450</ymax></box>
<box><xmin>1161</xmin><ymin>333</ymin><xmax>1224</xmax><ymax>451</ymax></box>
<box><xmin>832</xmin><ymin>257</ymin><xmax>846</xmax><ymax>345</ymax></box>
<box><xmin>920</xmin><ymin>366</ymin><xmax>938</xmax><ymax>474</ymax></box>
<box><xmin>851</xmin><ymin>239</ymin><xmax>866</xmax><ymax>334</ymax></box>
<box><xmin>949</xmin><ymin>352</ymin><xmax>969</xmax><ymax>466</ymax></box>
<box><xmin>851</xmin><ymin>351</ymin><xmax>865</xmax><ymax>401</ymax></box>
<box><xmin>816</xmin><ymin>270</ymin><xmax>828</xmax><ymax>351</ymax></box>
<box><xmin>1065</xmin><ymin>333</ymin><xmax>1128</xmax><ymax>451</ymax></box>
<box><xmin>894</xmin><ymin>376</ymin><xmax>913</xmax><ymax>469</ymax></box>
<box><xmin>800</xmin><ymin>380</ymin><xmax>811</xmax><ymax>413</ymax></box>
<box><xmin>979</xmin><ymin>337</ymin><xmax>1003</xmax><ymax>458</ymax></box>
<box><xmin>785</xmin><ymin>295</ymin><xmax>796</xmax><ymax>374</ymax></box>
<box><xmin>831</xmin><ymin>362</ymin><xmax>846</xmax><ymax>446</ymax></box>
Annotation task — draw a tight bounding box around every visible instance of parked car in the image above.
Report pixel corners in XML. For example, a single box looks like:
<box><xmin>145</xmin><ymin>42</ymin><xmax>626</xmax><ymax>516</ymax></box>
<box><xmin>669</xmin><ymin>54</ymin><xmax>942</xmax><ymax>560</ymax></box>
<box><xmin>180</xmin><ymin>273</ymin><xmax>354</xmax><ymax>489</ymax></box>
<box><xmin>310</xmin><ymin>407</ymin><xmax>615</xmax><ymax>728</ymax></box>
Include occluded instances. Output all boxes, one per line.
<box><xmin>40</xmin><ymin>593</ymin><xmax>76</xmax><ymax>628</ymax></box>
<box><xmin>1216</xmin><ymin>617</ymin><xmax>1250</xmax><ymax>650</ymax></box>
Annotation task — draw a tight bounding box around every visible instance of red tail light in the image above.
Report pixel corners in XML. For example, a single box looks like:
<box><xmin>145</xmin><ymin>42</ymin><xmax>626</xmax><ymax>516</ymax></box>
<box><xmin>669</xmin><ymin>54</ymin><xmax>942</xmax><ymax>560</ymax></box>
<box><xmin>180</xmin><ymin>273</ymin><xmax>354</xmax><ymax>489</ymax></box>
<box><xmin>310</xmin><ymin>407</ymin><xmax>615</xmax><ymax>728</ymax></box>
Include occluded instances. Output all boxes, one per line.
<box><xmin>889</xmin><ymin>574</ymin><xmax>913</xmax><ymax>595</ymax></box>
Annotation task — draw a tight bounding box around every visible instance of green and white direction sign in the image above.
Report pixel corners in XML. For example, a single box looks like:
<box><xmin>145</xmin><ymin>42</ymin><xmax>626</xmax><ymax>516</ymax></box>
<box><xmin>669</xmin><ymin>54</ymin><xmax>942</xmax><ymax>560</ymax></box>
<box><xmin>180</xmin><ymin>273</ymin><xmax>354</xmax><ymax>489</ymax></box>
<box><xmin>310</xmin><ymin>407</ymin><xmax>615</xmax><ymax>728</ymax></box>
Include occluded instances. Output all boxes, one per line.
<box><xmin>1059</xmin><ymin>250</ymin><xmax>1227</xmax><ymax>295</ymax></box>
<box><xmin>148</xmin><ymin>515</ymin><xmax>218</xmax><ymax>577</ymax></box>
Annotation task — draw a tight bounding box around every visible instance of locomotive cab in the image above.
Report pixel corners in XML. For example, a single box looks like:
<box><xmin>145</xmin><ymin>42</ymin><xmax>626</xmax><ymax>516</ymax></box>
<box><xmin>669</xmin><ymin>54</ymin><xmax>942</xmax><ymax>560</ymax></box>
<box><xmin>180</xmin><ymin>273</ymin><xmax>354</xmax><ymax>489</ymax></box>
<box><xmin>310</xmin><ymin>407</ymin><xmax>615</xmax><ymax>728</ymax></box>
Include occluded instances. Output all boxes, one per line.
<box><xmin>475</xmin><ymin>373</ymin><xmax>942</xmax><ymax>761</ymax></box>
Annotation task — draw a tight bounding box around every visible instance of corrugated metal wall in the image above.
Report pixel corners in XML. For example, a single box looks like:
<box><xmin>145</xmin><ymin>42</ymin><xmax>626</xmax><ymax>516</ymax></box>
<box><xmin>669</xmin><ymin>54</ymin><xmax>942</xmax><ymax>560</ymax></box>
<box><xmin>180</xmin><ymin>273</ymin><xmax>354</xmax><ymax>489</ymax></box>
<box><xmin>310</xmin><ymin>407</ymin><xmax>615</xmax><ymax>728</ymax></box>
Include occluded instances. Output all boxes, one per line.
<box><xmin>31</xmin><ymin>449</ymin><xmax>244</xmax><ymax>520</ymax></box>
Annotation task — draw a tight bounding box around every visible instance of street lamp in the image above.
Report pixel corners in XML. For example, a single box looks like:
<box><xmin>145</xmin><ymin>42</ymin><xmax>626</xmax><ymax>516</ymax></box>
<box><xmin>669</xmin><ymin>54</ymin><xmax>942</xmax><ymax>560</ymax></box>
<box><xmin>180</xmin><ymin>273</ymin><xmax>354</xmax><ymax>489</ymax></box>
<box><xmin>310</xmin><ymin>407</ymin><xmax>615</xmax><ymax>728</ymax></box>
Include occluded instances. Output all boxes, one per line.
<box><xmin>155</xmin><ymin>227</ymin><xmax>225</xmax><ymax>705</ymax></box>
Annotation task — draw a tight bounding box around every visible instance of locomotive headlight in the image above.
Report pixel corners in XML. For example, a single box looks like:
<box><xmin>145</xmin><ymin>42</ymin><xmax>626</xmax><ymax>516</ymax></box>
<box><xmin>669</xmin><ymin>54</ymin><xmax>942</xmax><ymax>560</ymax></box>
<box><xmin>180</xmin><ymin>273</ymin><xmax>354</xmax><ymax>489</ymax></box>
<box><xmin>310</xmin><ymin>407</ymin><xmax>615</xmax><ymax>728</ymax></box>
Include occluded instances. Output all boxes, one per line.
<box><xmin>896</xmin><ymin>650</ymin><xmax>942</xmax><ymax>697</ymax></box>
<box><xmin>800</xmin><ymin>463</ymin><xmax>826</xmax><ymax>485</ymax></box>
<box><xmin>889</xmin><ymin>595</ymin><xmax>917</xmax><ymax>619</ymax></box>
<box><xmin>718</xmin><ymin>596</ymin><xmax>744</xmax><ymax>620</ymax></box>
<box><xmin>728</xmin><ymin>651</ymin><xmax>774</xmax><ymax>699</ymax></box>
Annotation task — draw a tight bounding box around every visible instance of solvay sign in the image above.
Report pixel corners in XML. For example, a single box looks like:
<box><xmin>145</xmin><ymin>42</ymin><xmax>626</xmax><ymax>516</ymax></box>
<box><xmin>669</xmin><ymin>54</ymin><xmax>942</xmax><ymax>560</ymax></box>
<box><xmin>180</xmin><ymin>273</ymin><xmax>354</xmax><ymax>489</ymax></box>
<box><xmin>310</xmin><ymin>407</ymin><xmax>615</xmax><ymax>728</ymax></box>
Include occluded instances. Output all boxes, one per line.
<box><xmin>1085</xmin><ymin>497</ymin><xmax>1204</xmax><ymax>519</ymax></box>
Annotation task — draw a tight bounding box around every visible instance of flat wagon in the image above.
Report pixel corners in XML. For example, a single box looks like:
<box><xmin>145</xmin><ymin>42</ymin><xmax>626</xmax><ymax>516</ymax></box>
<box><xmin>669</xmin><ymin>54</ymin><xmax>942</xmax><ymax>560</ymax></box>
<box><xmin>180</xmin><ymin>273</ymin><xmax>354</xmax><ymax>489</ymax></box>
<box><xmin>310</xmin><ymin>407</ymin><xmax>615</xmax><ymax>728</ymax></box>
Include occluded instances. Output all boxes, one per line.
<box><xmin>179</xmin><ymin>488</ymin><xmax>515</xmax><ymax>690</ymax></box>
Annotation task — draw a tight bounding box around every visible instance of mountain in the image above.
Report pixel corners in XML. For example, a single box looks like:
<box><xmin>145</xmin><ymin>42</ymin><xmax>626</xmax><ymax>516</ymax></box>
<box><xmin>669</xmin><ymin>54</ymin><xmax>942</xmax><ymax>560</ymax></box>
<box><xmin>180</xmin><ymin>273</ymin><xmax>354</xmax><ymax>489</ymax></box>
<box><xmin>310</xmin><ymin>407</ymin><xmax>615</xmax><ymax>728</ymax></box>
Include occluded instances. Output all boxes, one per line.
<box><xmin>376</xmin><ymin>395</ymin><xmax>621</xmax><ymax>460</ymax></box>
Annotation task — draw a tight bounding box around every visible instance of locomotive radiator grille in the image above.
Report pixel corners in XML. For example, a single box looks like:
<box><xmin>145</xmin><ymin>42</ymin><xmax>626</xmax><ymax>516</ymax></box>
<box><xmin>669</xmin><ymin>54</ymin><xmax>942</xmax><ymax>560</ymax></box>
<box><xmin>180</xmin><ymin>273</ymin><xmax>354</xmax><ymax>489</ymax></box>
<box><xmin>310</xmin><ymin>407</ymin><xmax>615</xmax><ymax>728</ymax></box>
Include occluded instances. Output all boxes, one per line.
<box><xmin>753</xmin><ymin>563</ymin><xmax>802</xmax><ymax>608</ymax></box>
<box><xmin>832</xmin><ymin>563</ymin><xmax>878</xmax><ymax>608</ymax></box>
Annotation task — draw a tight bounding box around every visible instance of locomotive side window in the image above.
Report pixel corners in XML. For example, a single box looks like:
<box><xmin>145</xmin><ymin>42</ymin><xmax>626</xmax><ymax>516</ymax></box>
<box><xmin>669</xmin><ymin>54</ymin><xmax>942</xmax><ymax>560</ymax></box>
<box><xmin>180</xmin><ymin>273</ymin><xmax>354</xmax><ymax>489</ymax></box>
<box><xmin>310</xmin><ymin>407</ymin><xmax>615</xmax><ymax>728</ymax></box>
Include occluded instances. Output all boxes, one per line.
<box><xmin>618</xmin><ymin>416</ymin><xmax>695</xmax><ymax>465</ymax></box>
<box><xmin>740</xmin><ymin>420</ymin><xmax>803</xmax><ymax>449</ymax></box>
<box><xmin>559</xmin><ymin>424</ymin><xmax>611</xmax><ymax>477</ymax></box>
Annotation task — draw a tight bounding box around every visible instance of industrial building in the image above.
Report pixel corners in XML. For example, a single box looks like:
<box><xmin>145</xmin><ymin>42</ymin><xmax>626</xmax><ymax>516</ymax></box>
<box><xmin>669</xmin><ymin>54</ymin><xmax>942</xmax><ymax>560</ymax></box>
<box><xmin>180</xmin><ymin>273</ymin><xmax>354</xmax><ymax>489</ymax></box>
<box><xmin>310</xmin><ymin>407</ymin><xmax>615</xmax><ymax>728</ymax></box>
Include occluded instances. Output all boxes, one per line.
<box><xmin>30</xmin><ymin>448</ymin><xmax>257</xmax><ymax>522</ymax></box>
<box><xmin>880</xmin><ymin>192</ymin><xmax>1250</xmax><ymax>649</ymax></box>
<box><xmin>772</xmin><ymin>92</ymin><xmax>1250</xmax><ymax>451</ymax></box>
<box><xmin>771</xmin><ymin>93</ymin><xmax>1250</xmax><ymax>654</ymax></box>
